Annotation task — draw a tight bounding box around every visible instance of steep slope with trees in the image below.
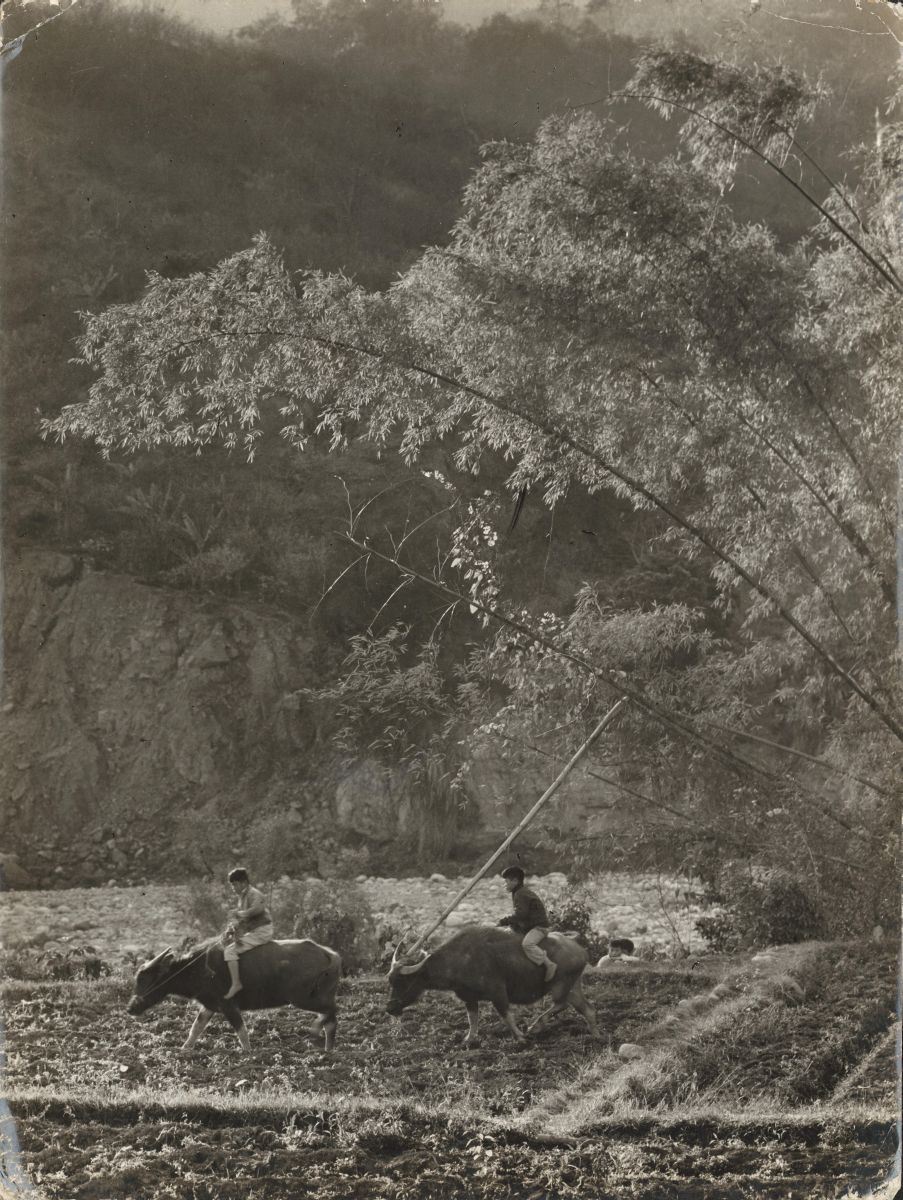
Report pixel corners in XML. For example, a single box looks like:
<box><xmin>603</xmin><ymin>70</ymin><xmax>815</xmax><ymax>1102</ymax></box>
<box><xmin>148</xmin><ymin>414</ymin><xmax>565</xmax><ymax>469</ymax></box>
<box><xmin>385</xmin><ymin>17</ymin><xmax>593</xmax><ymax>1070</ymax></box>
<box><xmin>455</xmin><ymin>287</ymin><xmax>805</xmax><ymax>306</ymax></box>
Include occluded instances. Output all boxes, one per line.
<box><xmin>4</xmin><ymin>2</ymin><xmax>899</xmax><ymax>922</ymax></box>
<box><xmin>43</xmin><ymin>33</ymin><xmax>902</xmax><ymax>934</ymax></box>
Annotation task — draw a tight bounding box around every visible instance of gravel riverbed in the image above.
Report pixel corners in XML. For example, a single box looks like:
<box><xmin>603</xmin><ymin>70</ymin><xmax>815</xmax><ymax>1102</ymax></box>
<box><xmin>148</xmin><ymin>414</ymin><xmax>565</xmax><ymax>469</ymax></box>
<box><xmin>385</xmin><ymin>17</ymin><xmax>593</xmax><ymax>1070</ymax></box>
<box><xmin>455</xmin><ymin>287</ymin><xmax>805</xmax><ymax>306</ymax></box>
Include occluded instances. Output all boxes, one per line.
<box><xmin>0</xmin><ymin>872</ymin><xmax>709</xmax><ymax>966</ymax></box>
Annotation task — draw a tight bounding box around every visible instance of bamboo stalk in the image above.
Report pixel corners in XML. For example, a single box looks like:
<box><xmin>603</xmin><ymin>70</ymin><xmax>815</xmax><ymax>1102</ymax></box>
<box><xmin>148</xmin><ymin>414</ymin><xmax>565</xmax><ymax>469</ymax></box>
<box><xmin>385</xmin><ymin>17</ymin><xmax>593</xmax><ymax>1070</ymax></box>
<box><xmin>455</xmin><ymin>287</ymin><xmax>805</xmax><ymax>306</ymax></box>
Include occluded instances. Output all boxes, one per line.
<box><xmin>403</xmin><ymin>699</ymin><xmax>627</xmax><ymax>958</ymax></box>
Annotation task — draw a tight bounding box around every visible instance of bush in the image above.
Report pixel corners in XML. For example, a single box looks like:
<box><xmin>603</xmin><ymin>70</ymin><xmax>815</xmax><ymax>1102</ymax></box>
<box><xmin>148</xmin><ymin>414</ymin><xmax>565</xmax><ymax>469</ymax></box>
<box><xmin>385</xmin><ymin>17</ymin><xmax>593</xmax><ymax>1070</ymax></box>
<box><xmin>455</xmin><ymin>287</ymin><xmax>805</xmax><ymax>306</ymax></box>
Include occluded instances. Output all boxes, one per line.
<box><xmin>696</xmin><ymin>864</ymin><xmax>823</xmax><ymax>951</ymax></box>
<box><xmin>0</xmin><ymin>946</ymin><xmax>112</xmax><ymax>982</ymax></box>
<box><xmin>546</xmin><ymin>896</ymin><xmax>608</xmax><ymax>963</ymax></box>
<box><xmin>273</xmin><ymin>878</ymin><xmax>379</xmax><ymax>974</ymax></box>
<box><xmin>694</xmin><ymin>910</ymin><xmax>739</xmax><ymax>954</ymax></box>
<box><xmin>184</xmin><ymin>879</ymin><xmax>229</xmax><ymax>935</ymax></box>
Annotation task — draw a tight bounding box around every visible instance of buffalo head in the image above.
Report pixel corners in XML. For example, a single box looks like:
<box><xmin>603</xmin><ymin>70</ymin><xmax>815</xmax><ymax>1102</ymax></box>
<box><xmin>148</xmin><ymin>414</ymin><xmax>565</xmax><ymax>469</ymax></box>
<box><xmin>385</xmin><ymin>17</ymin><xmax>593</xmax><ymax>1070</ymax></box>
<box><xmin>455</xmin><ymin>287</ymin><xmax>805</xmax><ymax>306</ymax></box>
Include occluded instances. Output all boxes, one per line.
<box><xmin>385</xmin><ymin>939</ymin><xmax>429</xmax><ymax>1015</ymax></box>
<box><xmin>127</xmin><ymin>947</ymin><xmax>175</xmax><ymax>1015</ymax></box>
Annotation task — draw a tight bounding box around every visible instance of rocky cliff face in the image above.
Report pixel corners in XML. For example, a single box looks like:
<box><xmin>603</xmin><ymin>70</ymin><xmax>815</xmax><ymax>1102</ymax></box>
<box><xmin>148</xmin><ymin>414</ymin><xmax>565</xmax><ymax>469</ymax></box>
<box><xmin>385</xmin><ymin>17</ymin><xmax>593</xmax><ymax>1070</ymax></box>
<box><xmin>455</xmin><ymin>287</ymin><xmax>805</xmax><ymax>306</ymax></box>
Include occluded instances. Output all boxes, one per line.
<box><xmin>2</xmin><ymin>549</ymin><xmax>321</xmax><ymax>884</ymax></box>
<box><xmin>1</xmin><ymin>549</ymin><xmax>621</xmax><ymax>888</ymax></box>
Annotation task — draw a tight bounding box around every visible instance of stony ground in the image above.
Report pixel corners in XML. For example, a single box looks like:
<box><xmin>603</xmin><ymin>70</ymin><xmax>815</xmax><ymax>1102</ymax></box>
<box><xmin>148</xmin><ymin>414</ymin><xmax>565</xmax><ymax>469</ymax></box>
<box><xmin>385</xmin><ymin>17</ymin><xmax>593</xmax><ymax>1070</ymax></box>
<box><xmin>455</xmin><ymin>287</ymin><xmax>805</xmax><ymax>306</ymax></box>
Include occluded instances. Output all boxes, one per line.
<box><xmin>0</xmin><ymin>871</ymin><xmax>708</xmax><ymax>966</ymax></box>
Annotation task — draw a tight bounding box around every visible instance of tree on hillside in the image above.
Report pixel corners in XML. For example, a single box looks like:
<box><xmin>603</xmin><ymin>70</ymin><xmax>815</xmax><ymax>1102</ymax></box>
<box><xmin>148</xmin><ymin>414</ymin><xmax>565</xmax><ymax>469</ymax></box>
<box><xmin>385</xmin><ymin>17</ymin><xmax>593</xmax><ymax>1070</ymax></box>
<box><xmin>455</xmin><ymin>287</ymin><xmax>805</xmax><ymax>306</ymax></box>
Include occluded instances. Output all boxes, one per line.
<box><xmin>44</xmin><ymin>53</ymin><xmax>901</xmax><ymax>933</ymax></box>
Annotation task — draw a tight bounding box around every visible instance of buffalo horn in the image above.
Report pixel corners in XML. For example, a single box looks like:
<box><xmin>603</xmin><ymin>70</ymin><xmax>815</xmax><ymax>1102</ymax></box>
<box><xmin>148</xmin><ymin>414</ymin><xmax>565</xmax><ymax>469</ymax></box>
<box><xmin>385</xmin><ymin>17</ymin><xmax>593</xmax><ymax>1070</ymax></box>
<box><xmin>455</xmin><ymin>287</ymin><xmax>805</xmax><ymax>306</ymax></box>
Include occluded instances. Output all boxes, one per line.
<box><xmin>390</xmin><ymin>928</ymin><xmax>413</xmax><ymax>969</ymax></box>
<box><xmin>145</xmin><ymin>946</ymin><xmax>174</xmax><ymax>970</ymax></box>
<box><xmin>397</xmin><ymin>953</ymin><xmax>428</xmax><ymax>976</ymax></box>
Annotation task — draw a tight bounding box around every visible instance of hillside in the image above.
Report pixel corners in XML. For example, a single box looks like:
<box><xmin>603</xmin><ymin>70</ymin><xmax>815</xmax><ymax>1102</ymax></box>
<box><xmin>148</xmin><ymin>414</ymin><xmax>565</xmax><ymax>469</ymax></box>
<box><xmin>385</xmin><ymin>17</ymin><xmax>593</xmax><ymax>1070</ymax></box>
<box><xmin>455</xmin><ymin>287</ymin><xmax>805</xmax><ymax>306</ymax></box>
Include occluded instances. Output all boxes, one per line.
<box><xmin>1</xmin><ymin>0</ymin><xmax>898</xmax><ymax>892</ymax></box>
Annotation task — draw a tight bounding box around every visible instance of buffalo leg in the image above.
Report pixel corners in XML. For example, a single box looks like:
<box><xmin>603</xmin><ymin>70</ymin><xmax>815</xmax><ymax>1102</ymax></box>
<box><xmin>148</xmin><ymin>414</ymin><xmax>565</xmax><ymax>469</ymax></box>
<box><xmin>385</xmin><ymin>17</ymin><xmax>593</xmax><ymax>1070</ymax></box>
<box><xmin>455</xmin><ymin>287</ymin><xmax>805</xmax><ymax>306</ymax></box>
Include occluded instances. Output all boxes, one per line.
<box><xmin>490</xmin><ymin>992</ymin><xmax>525</xmax><ymax>1042</ymax></box>
<box><xmin>301</xmin><ymin>1006</ymin><xmax>336</xmax><ymax>1051</ymax></box>
<box><xmin>222</xmin><ymin>1000</ymin><xmax>251</xmax><ymax>1054</ymax></box>
<box><xmin>319</xmin><ymin>1009</ymin><xmax>337</xmax><ymax>1052</ymax></box>
<box><xmin>566</xmin><ymin>980</ymin><xmax>598</xmax><ymax>1035</ymax></box>
<box><xmin>525</xmin><ymin>1000</ymin><xmax>564</xmax><ymax>1034</ymax></box>
<box><xmin>181</xmin><ymin>1006</ymin><xmax>214</xmax><ymax>1051</ymax></box>
<box><xmin>527</xmin><ymin>981</ymin><xmax>597</xmax><ymax>1035</ymax></box>
<box><xmin>463</xmin><ymin>1002</ymin><xmax>480</xmax><ymax>1048</ymax></box>
<box><xmin>525</xmin><ymin>976</ymin><xmax>572</xmax><ymax>1033</ymax></box>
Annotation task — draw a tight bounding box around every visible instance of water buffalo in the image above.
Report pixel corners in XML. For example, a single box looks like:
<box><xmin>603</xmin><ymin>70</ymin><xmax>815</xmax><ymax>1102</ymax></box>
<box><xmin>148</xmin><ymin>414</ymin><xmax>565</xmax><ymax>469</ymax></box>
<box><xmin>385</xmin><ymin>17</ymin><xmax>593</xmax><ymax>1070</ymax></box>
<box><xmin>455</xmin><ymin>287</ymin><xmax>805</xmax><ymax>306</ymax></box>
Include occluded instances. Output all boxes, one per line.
<box><xmin>386</xmin><ymin>924</ymin><xmax>596</xmax><ymax>1045</ymax></box>
<box><xmin>127</xmin><ymin>937</ymin><xmax>342</xmax><ymax>1053</ymax></box>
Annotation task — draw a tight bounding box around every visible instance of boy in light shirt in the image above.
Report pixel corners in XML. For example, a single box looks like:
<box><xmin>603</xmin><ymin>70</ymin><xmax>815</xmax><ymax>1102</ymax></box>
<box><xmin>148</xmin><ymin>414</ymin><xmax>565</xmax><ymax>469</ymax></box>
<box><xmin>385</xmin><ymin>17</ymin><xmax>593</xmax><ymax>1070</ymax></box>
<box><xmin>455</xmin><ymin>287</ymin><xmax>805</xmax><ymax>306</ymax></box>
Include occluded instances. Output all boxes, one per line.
<box><xmin>222</xmin><ymin>866</ymin><xmax>274</xmax><ymax>998</ymax></box>
<box><xmin>595</xmin><ymin>937</ymin><xmax>639</xmax><ymax>968</ymax></box>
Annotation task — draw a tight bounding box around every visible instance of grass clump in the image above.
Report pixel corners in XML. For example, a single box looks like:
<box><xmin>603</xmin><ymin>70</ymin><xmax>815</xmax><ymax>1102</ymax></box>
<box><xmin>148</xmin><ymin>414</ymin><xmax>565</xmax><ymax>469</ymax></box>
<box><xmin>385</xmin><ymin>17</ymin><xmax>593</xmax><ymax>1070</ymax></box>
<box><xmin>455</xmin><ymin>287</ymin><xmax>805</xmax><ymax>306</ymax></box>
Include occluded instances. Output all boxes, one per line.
<box><xmin>0</xmin><ymin>946</ymin><xmax>113</xmax><ymax>983</ymax></box>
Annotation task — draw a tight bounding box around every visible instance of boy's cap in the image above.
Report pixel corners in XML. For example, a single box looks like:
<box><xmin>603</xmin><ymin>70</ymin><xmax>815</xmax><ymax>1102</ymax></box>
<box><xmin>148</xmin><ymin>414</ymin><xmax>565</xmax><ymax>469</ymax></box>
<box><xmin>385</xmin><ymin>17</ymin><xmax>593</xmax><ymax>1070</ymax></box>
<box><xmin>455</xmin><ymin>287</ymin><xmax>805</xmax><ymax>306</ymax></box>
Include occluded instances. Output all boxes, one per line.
<box><xmin>610</xmin><ymin>937</ymin><xmax>635</xmax><ymax>954</ymax></box>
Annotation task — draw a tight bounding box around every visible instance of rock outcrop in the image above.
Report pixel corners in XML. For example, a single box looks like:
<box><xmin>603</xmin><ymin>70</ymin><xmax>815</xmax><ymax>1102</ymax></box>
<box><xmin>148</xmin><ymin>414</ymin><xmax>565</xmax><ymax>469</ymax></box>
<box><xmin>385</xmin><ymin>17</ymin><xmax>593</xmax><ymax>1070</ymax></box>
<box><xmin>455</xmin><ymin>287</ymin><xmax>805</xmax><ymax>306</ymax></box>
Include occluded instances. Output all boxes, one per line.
<box><xmin>1</xmin><ymin>548</ymin><xmax>629</xmax><ymax>888</ymax></box>
<box><xmin>2</xmin><ymin>549</ymin><xmax>318</xmax><ymax>884</ymax></box>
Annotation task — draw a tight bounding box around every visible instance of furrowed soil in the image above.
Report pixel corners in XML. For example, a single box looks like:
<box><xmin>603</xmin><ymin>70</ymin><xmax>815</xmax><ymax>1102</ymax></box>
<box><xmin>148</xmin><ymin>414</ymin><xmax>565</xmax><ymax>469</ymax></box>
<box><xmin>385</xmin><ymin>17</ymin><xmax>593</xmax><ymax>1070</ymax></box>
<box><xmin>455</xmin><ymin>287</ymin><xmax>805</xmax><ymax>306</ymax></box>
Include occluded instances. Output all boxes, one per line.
<box><xmin>3</xmin><ymin>967</ymin><xmax>717</xmax><ymax>1105</ymax></box>
<box><xmin>8</xmin><ymin>1101</ymin><xmax>895</xmax><ymax>1200</ymax></box>
<box><xmin>2</xmin><ymin>939</ymin><xmax>898</xmax><ymax>1198</ymax></box>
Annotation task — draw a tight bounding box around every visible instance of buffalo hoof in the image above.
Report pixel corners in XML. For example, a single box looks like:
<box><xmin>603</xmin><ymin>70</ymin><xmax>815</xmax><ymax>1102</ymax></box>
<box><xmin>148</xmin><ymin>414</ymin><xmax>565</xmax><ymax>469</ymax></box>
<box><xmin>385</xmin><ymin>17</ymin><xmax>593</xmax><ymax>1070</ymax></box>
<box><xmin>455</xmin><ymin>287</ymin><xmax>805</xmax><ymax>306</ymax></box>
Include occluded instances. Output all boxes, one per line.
<box><xmin>463</xmin><ymin>1037</ymin><xmax>481</xmax><ymax>1050</ymax></box>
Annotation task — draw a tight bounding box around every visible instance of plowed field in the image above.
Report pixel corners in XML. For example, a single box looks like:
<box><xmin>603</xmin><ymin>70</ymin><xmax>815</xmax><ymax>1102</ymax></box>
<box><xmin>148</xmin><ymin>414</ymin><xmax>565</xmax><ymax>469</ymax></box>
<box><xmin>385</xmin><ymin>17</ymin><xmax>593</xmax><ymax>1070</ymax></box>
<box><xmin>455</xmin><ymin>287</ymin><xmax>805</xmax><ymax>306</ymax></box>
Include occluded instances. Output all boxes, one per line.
<box><xmin>2</xmin><ymin>941</ymin><xmax>898</xmax><ymax>1199</ymax></box>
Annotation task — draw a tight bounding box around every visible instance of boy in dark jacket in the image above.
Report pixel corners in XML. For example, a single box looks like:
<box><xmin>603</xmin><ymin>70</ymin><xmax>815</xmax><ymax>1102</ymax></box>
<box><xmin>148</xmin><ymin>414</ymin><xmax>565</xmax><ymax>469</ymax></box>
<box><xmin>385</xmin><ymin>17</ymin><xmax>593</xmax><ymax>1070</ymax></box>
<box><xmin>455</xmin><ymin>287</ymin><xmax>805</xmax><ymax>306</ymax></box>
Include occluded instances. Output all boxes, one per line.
<box><xmin>498</xmin><ymin>866</ymin><xmax>557</xmax><ymax>981</ymax></box>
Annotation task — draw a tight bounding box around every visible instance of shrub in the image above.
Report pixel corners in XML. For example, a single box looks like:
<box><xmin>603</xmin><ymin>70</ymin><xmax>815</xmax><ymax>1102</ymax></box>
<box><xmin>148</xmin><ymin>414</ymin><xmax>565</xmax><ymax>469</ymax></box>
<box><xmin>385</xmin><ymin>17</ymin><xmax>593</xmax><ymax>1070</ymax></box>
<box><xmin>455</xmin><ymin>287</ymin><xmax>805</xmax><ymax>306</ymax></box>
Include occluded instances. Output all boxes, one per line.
<box><xmin>184</xmin><ymin>879</ymin><xmax>229</xmax><ymax>936</ymax></box>
<box><xmin>373</xmin><ymin>917</ymin><xmax>414</xmax><ymax>969</ymax></box>
<box><xmin>696</xmin><ymin>864</ymin><xmax>823</xmax><ymax>950</ymax></box>
<box><xmin>694</xmin><ymin>910</ymin><xmax>739</xmax><ymax>954</ymax></box>
<box><xmin>546</xmin><ymin>896</ymin><xmax>608</xmax><ymax>963</ymax></box>
<box><xmin>272</xmin><ymin>878</ymin><xmax>379</xmax><ymax>973</ymax></box>
<box><xmin>0</xmin><ymin>946</ymin><xmax>112</xmax><ymax>982</ymax></box>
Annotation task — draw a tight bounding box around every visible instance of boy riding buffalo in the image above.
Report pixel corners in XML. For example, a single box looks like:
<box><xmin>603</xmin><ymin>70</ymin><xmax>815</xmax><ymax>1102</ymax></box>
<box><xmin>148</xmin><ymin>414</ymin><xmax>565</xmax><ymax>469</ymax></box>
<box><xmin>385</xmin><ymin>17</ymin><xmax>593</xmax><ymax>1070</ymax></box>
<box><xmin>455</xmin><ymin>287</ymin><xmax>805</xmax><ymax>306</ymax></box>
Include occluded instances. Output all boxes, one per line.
<box><xmin>498</xmin><ymin>866</ymin><xmax>557</xmax><ymax>981</ymax></box>
<box><xmin>223</xmin><ymin>866</ymin><xmax>274</xmax><ymax>998</ymax></box>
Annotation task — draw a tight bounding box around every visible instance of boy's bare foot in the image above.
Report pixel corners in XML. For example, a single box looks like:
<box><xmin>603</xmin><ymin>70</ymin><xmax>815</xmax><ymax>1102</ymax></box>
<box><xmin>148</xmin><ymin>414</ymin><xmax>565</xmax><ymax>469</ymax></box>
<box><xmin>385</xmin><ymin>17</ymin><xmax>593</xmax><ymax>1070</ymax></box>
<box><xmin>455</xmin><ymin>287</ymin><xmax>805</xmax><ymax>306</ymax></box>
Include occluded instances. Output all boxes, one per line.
<box><xmin>224</xmin><ymin>982</ymin><xmax>242</xmax><ymax>999</ymax></box>
<box><xmin>544</xmin><ymin>961</ymin><xmax>557</xmax><ymax>982</ymax></box>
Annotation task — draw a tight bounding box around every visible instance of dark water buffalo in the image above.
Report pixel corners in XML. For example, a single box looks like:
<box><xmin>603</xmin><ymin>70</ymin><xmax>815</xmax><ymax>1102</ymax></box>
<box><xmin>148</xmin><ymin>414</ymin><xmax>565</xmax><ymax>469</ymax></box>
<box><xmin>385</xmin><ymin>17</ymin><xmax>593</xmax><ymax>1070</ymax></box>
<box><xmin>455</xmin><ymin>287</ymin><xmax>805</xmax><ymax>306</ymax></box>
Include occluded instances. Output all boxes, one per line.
<box><xmin>386</xmin><ymin>924</ymin><xmax>596</xmax><ymax>1045</ymax></box>
<box><xmin>127</xmin><ymin>938</ymin><xmax>342</xmax><ymax>1053</ymax></box>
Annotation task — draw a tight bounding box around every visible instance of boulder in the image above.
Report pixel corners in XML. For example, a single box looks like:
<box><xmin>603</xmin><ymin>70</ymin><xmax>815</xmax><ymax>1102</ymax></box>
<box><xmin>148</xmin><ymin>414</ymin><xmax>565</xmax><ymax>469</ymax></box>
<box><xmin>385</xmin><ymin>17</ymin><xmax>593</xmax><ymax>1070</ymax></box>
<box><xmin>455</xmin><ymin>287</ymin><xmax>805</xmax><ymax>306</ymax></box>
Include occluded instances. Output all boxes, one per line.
<box><xmin>0</xmin><ymin>854</ymin><xmax>35</xmax><ymax>889</ymax></box>
<box><xmin>618</xmin><ymin>1043</ymin><xmax>643</xmax><ymax>1061</ymax></box>
<box><xmin>334</xmin><ymin>760</ymin><xmax>406</xmax><ymax>839</ymax></box>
